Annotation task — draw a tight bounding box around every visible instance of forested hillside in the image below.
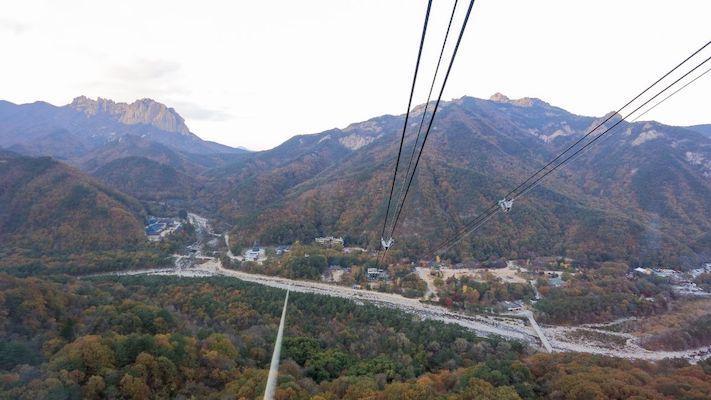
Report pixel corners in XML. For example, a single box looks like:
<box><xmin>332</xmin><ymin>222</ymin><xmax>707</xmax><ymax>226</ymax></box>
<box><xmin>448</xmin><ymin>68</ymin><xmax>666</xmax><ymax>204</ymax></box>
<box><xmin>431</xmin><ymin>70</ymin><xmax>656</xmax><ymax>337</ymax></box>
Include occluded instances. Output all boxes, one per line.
<box><xmin>206</xmin><ymin>95</ymin><xmax>710</xmax><ymax>267</ymax></box>
<box><xmin>0</xmin><ymin>274</ymin><xmax>709</xmax><ymax>399</ymax></box>
<box><xmin>94</xmin><ymin>156</ymin><xmax>197</xmax><ymax>202</ymax></box>
<box><xmin>689</xmin><ymin>124</ymin><xmax>711</xmax><ymax>138</ymax></box>
<box><xmin>2</xmin><ymin>94</ymin><xmax>709</xmax><ymax>267</ymax></box>
<box><xmin>0</xmin><ymin>152</ymin><xmax>146</xmax><ymax>255</ymax></box>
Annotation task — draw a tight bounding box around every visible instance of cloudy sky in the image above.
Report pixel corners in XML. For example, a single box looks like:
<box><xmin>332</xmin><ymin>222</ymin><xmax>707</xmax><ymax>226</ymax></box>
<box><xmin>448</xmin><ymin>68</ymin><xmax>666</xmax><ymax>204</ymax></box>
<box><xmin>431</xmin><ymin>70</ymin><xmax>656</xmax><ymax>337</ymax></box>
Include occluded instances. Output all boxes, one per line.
<box><xmin>1</xmin><ymin>0</ymin><xmax>709</xmax><ymax>150</ymax></box>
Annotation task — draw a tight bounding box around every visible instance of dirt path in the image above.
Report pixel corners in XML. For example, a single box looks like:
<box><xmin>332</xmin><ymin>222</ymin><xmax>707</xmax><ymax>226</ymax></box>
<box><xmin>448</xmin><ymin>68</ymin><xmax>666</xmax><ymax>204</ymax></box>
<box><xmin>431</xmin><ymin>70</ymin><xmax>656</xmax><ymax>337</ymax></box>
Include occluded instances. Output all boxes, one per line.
<box><xmin>415</xmin><ymin>267</ymin><xmax>439</xmax><ymax>301</ymax></box>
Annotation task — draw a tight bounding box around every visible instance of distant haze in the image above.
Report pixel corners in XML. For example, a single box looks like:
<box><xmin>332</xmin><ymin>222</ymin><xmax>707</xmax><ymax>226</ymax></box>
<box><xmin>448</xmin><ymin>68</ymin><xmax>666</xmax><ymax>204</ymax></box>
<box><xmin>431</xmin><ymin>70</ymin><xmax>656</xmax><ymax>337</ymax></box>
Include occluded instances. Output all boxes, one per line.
<box><xmin>1</xmin><ymin>0</ymin><xmax>709</xmax><ymax>150</ymax></box>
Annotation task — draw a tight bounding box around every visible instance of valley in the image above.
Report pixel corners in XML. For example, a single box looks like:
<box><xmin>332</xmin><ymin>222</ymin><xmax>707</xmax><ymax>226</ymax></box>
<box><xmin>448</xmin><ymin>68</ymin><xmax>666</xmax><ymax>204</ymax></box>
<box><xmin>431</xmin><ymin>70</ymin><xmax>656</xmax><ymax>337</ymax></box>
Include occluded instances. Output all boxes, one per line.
<box><xmin>95</xmin><ymin>213</ymin><xmax>711</xmax><ymax>363</ymax></box>
<box><xmin>107</xmin><ymin>259</ymin><xmax>711</xmax><ymax>362</ymax></box>
<box><xmin>2</xmin><ymin>94</ymin><xmax>710</xmax><ymax>399</ymax></box>
<box><xmin>2</xmin><ymin>2</ymin><xmax>710</xmax><ymax>397</ymax></box>
<box><xmin>2</xmin><ymin>94</ymin><xmax>710</xmax><ymax>268</ymax></box>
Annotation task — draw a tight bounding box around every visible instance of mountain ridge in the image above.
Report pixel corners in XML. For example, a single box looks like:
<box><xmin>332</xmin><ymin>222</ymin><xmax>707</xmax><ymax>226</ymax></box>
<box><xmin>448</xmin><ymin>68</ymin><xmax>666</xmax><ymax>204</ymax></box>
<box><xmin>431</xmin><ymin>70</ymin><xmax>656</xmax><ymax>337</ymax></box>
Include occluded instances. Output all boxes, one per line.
<box><xmin>0</xmin><ymin>96</ymin><xmax>245</xmax><ymax>171</ymax></box>
<box><xmin>2</xmin><ymin>93</ymin><xmax>709</xmax><ymax>267</ymax></box>
<box><xmin>0</xmin><ymin>151</ymin><xmax>147</xmax><ymax>255</ymax></box>
<box><xmin>68</xmin><ymin>95</ymin><xmax>191</xmax><ymax>135</ymax></box>
<box><xmin>689</xmin><ymin>123</ymin><xmax>711</xmax><ymax>138</ymax></box>
<box><xmin>203</xmin><ymin>94</ymin><xmax>710</xmax><ymax>267</ymax></box>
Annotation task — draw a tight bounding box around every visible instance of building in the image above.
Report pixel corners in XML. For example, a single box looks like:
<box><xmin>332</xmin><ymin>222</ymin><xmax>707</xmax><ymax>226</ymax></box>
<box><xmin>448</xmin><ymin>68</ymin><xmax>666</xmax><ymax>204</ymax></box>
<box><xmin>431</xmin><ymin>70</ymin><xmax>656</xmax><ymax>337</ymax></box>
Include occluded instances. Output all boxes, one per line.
<box><xmin>366</xmin><ymin>268</ymin><xmax>388</xmax><ymax>281</ymax></box>
<box><xmin>244</xmin><ymin>247</ymin><xmax>266</xmax><ymax>262</ymax></box>
<box><xmin>275</xmin><ymin>245</ymin><xmax>291</xmax><ymax>255</ymax></box>
<box><xmin>146</xmin><ymin>222</ymin><xmax>166</xmax><ymax>236</ymax></box>
<box><xmin>548</xmin><ymin>276</ymin><xmax>564</xmax><ymax>287</ymax></box>
<box><xmin>633</xmin><ymin>267</ymin><xmax>653</xmax><ymax>276</ymax></box>
<box><xmin>145</xmin><ymin>216</ymin><xmax>181</xmax><ymax>241</ymax></box>
<box><xmin>502</xmin><ymin>301</ymin><xmax>524</xmax><ymax>312</ymax></box>
<box><xmin>366</xmin><ymin>268</ymin><xmax>379</xmax><ymax>280</ymax></box>
<box><xmin>690</xmin><ymin>263</ymin><xmax>711</xmax><ymax>278</ymax></box>
<box><xmin>315</xmin><ymin>236</ymin><xmax>344</xmax><ymax>247</ymax></box>
<box><xmin>652</xmin><ymin>268</ymin><xmax>687</xmax><ymax>283</ymax></box>
<box><xmin>652</xmin><ymin>268</ymin><xmax>676</xmax><ymax>278</ymax></box>
<box><xmin>672</xmin><ymin>283</ymin><xmax>710</xmax><ymax>297</ymax></box>
<box><xmin>343</xmin><ymin>246</ymin><xmax>366</xmax><ymax>254</ymax></box>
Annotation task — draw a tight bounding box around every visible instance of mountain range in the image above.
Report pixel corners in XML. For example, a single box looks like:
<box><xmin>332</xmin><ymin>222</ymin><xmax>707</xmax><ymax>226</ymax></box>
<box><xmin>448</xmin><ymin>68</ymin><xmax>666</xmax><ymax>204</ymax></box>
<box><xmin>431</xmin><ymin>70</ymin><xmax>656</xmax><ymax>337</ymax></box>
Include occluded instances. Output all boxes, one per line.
<box><xmin>200</xmin><ymin>94</ymin><xmax>710</xmax><ymax>267</ymax></box>
<box><xmin>0</xmin><ymin>96</ymin><xmax>245</xmax><ymax>171</ymax></box>
<box><xmin>1</xmin><ymin>94</ymin><xmax>709</xmax><ymax>267</ymax></box>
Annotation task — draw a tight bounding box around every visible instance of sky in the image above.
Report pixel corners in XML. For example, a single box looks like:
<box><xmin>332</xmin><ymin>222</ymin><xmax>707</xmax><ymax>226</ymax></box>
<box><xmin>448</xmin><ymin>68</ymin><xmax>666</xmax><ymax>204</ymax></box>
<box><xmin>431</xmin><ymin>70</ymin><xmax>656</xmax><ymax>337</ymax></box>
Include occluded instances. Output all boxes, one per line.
<box><xmin>1</xmin><ymin>0</ymin><xmax>710</xmax><ymax>151</ymax></box>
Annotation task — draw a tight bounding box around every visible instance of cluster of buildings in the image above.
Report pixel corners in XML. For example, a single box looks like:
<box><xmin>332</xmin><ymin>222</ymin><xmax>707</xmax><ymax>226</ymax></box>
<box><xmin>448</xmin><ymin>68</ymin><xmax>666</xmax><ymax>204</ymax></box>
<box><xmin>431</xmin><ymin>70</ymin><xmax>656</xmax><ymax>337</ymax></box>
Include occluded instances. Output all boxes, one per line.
<box><xmin>145</xmin><ymin>216</ymin><xmax>181</xmax><ymax>242</ymax></box>
<box><xmin>240</xmin><ymin>244</ymin><xmax>291</xmax><ymax>263</ymax></box>
<box><xmin>690</xmin><ymin>263</ymin><xmax>711</xmax><ymax>278</ymax></box>
<box><xmin>315</xmin><ymin>236</ymin><xmax>344</xmax><ymax>247</ymax></box>
<box><xmin>672</xmin><ymin>282</ymin><xmax>710</xmax><ymax>297</ymax></box>
<box><xmin>633</xmin><ymin>267</ymin><xmax>686</xmax><ymax>281</ymax></box>
<box><xmin>632</xmin><ymin>265</ymin><xmax>710</xmax><ymax>297</ymax></box>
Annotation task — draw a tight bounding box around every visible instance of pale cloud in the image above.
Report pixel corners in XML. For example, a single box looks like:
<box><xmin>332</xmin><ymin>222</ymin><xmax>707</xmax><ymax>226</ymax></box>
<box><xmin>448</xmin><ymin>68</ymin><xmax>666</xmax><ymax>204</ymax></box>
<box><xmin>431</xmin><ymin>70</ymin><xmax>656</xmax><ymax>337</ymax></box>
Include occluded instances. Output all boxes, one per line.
<box><xmin>0</xmin><ymin>18</ymin><xmax>29</xmax><ymax>35</ymax></box>
<box><xmin>110</xmin><ymin>59</ymin><xmax>181</xmax><ymax>82</ymax></box>
<box><xmin>77</xmin><ymin>59</ymin><xmax>189</xmax><ymax>102</ymax></box>
<box><xmin>169</xmin><ymin>101</ymin><xmax>233</xmax><ymax>122</ymax></box>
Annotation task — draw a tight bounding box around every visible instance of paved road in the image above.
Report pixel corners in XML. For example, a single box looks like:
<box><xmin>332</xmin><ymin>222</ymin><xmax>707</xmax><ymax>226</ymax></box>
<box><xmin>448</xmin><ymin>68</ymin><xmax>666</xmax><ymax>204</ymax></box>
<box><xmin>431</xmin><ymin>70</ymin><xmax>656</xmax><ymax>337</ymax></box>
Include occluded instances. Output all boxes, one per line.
<box><xmin>522</xmin><ymin>311</ymin><xmax>553</xmax><ymax>353</ymax></box>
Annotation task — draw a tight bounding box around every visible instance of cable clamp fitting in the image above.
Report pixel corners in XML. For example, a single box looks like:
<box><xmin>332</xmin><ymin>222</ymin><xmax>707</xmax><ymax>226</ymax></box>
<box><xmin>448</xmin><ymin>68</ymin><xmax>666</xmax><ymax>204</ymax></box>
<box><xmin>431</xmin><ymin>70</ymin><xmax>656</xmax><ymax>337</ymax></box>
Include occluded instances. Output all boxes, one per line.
<box><xmin>498</xmin><ymin>198</ymin><xmax>513</xmax><ymax>213</ymax></box>
<box><xmin>381</xmin><ymin>237</ymin><xmax>394</xmax><ymax>250</ymax></box>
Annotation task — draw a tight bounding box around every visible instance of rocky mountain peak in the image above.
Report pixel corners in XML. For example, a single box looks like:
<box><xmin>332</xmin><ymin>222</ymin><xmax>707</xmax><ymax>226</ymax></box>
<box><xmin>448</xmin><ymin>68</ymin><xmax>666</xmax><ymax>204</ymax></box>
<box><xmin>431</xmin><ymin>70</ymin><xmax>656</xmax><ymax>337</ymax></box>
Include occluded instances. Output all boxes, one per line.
<box><xmin>69</xmin><ymin>95</ymin><xmax>99</xmax><ymax>113</ymax></box>
<box><xmin>586</xmin><ymin>111</ymin><xmax>624</xmax><ymax>132</ymax></box>
<box><xmin>67</xmin><ymin>96</ymin><xmax>191</xmax><ymax>135</ymax></box>
<box><xmin>489</xmin><ymin>92</ymin><xmax>511</xmax><ymax>102</ymax></box>
<box><xmin>489</xmin><ymin>92</ymin><xmax>547</xmax><ymax>108</ymax></box>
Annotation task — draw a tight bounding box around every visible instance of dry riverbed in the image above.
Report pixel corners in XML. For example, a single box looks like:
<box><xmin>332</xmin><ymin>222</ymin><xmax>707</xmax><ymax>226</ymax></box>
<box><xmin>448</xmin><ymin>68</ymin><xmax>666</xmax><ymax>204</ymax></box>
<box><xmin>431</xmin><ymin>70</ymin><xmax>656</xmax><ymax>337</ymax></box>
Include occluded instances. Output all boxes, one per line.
<box><xmin>104</xmin><ymin>259</ymin><xmax>711</xmax><ymax>362</ymax></box>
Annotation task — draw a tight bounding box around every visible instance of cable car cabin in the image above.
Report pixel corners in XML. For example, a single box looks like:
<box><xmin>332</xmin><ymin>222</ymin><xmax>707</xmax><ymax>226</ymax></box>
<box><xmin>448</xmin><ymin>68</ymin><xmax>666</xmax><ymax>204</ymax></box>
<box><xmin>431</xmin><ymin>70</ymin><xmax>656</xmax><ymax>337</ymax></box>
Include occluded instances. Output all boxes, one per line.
<box><xmin>381</xmin><ymin>237</ymin><xmax>394</xmax><ymax>250</ymax></box>
<box><xmin>498</xmin><ymin>198</ymin><xmax>513</xmax><ymax>212</ymax></box>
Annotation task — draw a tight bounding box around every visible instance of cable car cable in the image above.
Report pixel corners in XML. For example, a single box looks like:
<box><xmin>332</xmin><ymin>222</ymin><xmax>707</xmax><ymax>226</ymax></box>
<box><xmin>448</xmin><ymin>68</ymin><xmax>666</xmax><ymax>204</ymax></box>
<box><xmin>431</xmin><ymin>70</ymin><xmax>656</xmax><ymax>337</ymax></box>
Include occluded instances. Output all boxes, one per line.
<box><xmin>380</xmin><ymin>0</ymin><xmax>477</xmax><ymax>264</ymax></box>
<box><xmin>497</xmin><ymin>40</ymin><xmax>710</xmax><ymax>207</ymax></box>
<box><xmin>388</xmin><ymin>0</ymin><xmax>477</xmax><ymax>241</ymax></box>
<box><xmin>512</xmin><ymin>54</ymin><xmax>711</xmax><ymax>202</ymax></box>
<box><xmin>428</xmin><ymin>51</ymin><xmax>711</xmax><ymax>256</ymax></box>
<box><xmin>433</xmin><ymin>53</ymin><xmax>711</xmax><ymax>256</ymax></box>
<box><xmin>380</xmin><ymin>0</ymin><xmax>434</xmax><ymax>245</ymax></box>
<box><xmin>393</xmin><ymin>0</ymin><xmax>460</xmax><ymax>226</ymax></box>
